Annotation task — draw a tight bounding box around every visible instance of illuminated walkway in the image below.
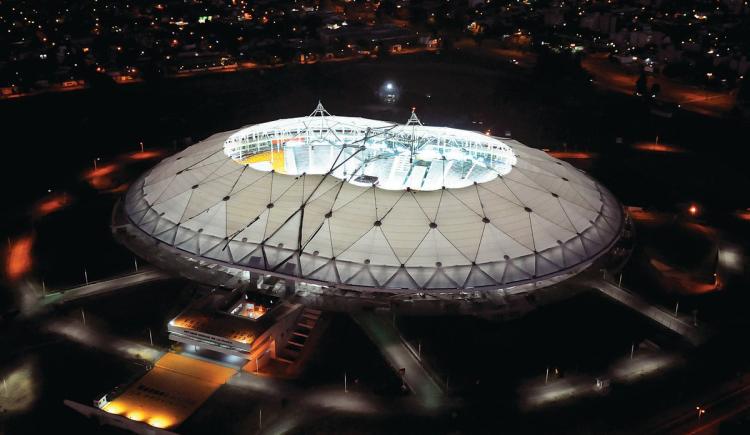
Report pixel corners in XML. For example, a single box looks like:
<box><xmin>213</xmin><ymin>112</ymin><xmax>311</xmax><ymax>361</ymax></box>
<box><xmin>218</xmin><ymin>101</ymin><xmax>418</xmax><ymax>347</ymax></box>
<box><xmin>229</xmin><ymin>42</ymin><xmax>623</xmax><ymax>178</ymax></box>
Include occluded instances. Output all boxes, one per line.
<box><xmin>519</xmin><ymin>351</ymin><xmax>682</xmax><ymax>410</ymax></box>
<box><xmin>581</xmin><ymin>277</ymin><xmax>707</xmax><ymax>345</ymax></box>
<box><xmin>42</xmin><ymin>267</ymin><xmax>170</xmax><ymax>306</ymax></box>
<box><xmin>352</xmin><ymin>312</ymin><xmax>445</xmax><ymax>410</ymax></box>
<box><xmin>45</xmin><ymin>317</ymin><xmax>163</xmax><ymax>362</ymax></box>
<box><xmin>100</xmin><ymin>353</ymin><xmax>236</xmax><ymax>430</ymax></box>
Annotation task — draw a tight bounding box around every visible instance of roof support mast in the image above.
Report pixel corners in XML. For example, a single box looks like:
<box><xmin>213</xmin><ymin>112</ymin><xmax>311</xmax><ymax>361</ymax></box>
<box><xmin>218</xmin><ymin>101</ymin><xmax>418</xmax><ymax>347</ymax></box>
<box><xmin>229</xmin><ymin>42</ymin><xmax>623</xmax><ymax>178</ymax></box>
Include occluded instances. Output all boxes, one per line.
<box><xmin>406</xmin><ymin>107</ymin><xmax>422</xmax><ymax>163</ymax></box>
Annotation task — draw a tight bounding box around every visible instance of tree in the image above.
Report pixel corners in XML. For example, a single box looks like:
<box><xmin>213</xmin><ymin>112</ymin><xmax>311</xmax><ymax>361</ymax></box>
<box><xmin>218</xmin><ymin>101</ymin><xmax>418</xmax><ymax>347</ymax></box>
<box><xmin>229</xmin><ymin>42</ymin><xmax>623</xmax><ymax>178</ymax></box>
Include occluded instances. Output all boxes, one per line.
<box><xmin>635</xmin><ymin>71</ymin><xmax>648</xmax><ymax>96</ymax></box>
<box><xmin>650</xmin><ymin>83</ymin><xmax>661</xmax><ymax>98</ymax></box>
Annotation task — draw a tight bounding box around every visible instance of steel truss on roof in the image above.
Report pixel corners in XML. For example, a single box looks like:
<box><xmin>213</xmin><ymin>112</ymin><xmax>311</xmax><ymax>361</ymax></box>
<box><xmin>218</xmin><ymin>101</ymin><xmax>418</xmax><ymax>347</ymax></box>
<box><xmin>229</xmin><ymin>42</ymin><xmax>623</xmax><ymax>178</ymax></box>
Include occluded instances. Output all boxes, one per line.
<box><xmin>223</xmin><ymin>103</ymin><xmax>517</xmax><ymax>191</ymax></box>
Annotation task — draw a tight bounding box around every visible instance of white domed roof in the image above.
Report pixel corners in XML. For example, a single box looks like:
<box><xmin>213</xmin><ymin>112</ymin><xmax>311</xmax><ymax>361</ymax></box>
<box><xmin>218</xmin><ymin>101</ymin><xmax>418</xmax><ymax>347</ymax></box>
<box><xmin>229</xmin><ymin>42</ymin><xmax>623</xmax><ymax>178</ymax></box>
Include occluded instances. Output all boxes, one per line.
<box><xmin>124</xmin><ymin>105</ymin><xmax>623</xmax><ymax>292</ymax></box>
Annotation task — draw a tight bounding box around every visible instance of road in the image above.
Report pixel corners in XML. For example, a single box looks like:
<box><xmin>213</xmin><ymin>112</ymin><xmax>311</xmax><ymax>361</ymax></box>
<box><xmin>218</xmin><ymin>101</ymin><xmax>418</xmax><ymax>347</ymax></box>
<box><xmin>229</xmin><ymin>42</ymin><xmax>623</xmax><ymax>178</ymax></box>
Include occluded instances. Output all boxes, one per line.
<box><xmin>638</xmin><ymin>374</ymin><xmax>750</xmax><ymax>435</ymax></box>
<box><xmin>352</xmin><ymin>312</ymin><xmax>445</xmax><ymax>411</ymax></box>
<box><xmin>582</xmin><ymin>53</ymin><xmax>736</xmax><ymax>117</ymax></box>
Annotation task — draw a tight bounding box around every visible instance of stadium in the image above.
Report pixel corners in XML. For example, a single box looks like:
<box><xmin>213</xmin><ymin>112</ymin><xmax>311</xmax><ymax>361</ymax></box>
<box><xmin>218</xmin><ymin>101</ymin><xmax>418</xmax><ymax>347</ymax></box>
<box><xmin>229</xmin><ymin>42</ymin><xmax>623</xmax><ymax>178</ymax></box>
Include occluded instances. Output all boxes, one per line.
<box><xmin>113</xmin><ymin>103</ymin><xmax>626</xmax><ymax>314</ymax></box>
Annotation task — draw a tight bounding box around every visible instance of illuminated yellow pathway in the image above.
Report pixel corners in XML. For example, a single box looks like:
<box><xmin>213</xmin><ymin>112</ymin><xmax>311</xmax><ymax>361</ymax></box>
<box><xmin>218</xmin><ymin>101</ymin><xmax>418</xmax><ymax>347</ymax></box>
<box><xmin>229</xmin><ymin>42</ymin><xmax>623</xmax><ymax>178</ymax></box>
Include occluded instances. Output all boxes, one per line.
<box><xmin>101</xmin><ymin>353</ymin><xmax>237</xmax><ymax>429</ymax></box>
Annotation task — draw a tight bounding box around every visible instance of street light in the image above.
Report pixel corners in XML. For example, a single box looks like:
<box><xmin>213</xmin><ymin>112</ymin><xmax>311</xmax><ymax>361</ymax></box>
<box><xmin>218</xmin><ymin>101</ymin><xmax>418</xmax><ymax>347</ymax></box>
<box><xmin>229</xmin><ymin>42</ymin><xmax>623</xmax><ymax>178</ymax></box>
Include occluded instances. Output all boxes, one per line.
<box><xmin>696</xmin><ymin>406</ymin><xmax>706</xmax><ymax>420</ymax></box>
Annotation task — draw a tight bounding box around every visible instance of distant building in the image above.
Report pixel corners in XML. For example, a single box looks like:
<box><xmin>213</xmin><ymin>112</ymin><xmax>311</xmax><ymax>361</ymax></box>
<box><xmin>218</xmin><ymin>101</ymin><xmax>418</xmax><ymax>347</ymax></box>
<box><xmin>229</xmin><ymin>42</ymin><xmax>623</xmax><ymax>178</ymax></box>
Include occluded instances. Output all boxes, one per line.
<box><xmin>542</xmin><ymin>8</ymin><xmax>566</xmax><ymax>27</ymax></box>
<box><xmin>580</xmin><ymin>12</ymin><xmax>617</xmax><ymax>34</ymax></box>
<box><xmin>319</xmin><ymin>24</ymin><xmax>418</xmax><ymax>50</ymax></box>
<box><xmin>169</xmin><ymin>52</ymin><xmax>237</xmax><ymax>75</ymax></box>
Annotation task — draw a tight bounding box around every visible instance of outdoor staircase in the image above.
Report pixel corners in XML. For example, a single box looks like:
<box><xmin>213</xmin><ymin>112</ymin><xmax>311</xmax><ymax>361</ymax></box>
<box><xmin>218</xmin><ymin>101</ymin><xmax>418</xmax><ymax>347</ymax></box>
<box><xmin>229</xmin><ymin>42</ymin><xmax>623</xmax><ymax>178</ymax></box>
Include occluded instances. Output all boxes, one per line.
<box><xmin>277</xmin><ymin>307</ymin><xmax>322</xmax><ymax>365</ymax></box>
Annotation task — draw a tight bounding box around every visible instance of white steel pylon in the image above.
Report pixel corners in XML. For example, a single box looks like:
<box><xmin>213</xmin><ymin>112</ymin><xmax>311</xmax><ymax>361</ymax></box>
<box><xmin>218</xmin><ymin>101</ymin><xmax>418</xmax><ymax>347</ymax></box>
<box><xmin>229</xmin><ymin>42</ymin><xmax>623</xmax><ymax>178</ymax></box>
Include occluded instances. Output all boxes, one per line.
<box><xmin>309</xmin><ymin>101</ymin><xmax>331</xmax><ymax>117</ymax></box>
<box><xmin>407</xmin><ymin>107</ymin><xmax>423</xmax><ymax>162</ymax></box>
<box><xmin>406</xmin><ymin>107</ymin><xmax>422</xmax><ymax>126</ymax></box>
<box><xmin>308</xmin><ymin>101</ymin><xmax>332</xmax><ymax>141</ymax></box>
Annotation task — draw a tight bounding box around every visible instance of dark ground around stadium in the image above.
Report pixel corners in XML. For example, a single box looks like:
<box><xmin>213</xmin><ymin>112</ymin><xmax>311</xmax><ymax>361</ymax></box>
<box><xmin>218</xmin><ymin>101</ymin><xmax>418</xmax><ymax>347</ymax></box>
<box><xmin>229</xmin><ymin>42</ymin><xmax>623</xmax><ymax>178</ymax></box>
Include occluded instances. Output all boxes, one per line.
<box><xmin>1</xmin><ymin>51</ymin><xmax>749</xmax><ymax>434</ymax></box>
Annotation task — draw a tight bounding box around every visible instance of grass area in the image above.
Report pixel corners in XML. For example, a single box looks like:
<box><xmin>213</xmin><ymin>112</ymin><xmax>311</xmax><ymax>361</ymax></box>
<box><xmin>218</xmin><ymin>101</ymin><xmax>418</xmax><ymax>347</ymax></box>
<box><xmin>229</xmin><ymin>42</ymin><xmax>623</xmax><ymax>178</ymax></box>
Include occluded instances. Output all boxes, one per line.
<box><xmin>300</xmin><ymin>313</ymin><xmax>403</xmax><ymax>396</ymax></box>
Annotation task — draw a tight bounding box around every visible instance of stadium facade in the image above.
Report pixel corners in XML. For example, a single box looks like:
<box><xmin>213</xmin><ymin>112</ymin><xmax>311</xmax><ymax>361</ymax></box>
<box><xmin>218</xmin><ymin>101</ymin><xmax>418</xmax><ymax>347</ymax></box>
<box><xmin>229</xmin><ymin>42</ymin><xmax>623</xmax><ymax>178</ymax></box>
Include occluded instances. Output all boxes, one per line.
<box><xmin>113</xmin><ymin>104</ymin><xmax>626</xmax><ymax>315</ymax></box>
